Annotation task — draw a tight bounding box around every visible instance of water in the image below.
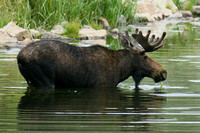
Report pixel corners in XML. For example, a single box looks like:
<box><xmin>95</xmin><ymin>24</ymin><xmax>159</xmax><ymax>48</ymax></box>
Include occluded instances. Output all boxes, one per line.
<box><xmin>1</xmin><ymin>22</ymin><xmax>200</xmax><ymax>132</ymax></box>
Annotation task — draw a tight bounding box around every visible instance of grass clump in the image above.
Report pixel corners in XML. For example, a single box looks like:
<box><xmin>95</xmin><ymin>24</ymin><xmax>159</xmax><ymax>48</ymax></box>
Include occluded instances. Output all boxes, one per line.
<box><xmin>183</xmin><ymin>0</ymin><xmax>197</xmax><ymax>11</ymax></box>
<box><xmin>63</xmin><ymin>20</ymin><xmax>81</xmax><ymax>39</ymax></box>
<box><xmin>90</xmin><ymin>22</ymin><xmax>103</xmax><ymax>30</ymax></box>
<box><xmin>0</xmin><ymin>0</ymin><xmax>136</xmax><ymax>30</ymax></box>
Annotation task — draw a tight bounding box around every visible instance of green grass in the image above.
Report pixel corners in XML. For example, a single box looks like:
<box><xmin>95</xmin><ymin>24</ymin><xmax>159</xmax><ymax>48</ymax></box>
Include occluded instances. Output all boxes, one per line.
<box><xmin>172</xmin><ymin>0</ymin><xmax>183</xmax><ymax>10</ymax></box>
<box><xmin>63</xmin><ymin>19</ymin><xmax>81</xmax><ymax>39</ymax></box>
<box><xmin>173</xmin><ymin>0</ymin><xmax>197</xmax><ymax>11</ymax></box>
<box><xmin>0</xmin><ymin>0</ymin><xmax>136</xmax><ymax>30</ymax></box>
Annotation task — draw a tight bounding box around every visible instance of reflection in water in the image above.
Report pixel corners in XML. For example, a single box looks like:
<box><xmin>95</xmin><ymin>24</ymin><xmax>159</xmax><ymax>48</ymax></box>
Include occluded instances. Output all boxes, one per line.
<box><xmin>17</xmin><ymin>87</ymin><xmax>166</xmax><ymax>132</ymax></box>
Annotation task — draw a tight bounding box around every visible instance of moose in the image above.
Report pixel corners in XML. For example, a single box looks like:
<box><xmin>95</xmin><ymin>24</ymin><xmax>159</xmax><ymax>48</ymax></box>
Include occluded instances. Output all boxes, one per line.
<box><xmin>17</xmin><ymin>29</ymin><xmax>167</xmax><ymax>89</ymax></box>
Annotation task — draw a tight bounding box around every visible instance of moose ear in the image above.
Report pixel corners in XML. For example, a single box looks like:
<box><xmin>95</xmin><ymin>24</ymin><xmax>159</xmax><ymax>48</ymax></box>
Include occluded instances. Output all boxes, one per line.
<box><xmin>118</xmin><ymin>33</ymin><xmax>131</xmax><ymax>49</ymax></box>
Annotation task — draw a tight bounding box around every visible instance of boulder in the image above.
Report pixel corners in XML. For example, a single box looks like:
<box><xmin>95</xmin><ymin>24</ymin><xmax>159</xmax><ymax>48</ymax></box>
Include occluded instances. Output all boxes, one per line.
<box><xmin>18</xmin><ymin>38</ymin><xmax>34</xmax><ymax>45</ymax></box>
<box><xmin>193</xmin><ymin>6</ymin><xmax>200</xmax><ymax>16</ymax></box>
<box><xmin>0</xmin><ymin>31</ymin><xmax>18</xmax><ymax>45</ymax></box>
<box><xmin>154</xmin><ymin>0</ymin><xmax>178</xmax><ymax>12</ymax></box>
<box><xmin>135</xmin><ymin>13</ymin><xmax>155</xmax><ymax>22</ymax></box>
<box><xmin>137</xmin><ymin>2</ymin><xmax>157</xmax><ymax>15</ymax></box>
<box><xmin>98</xmin><ymin>17</ymin><xmax>111</xmax><ymax>30</ymax></box>
<box><xmin>79</xmin><ymin>26</ymin><xmax>107</xmax><ymax>40</ymax></box>
<box><xmin>51</xmin><ymin>25</ymin><xmax>66</xmax><ymax>35</ymax></box>
<box><xmin>3</xmin><ymin>22</ymin><xmax>32</xmax><ymax>41</ymax></box>
<box><xmin>136</xmin><ymin>0</ymin><xmax>178</xmax><ymax>22</ymax></box>
<box><xmin>30</xmin><ymin>29</ymin><xmax>41</xmax><ymax>38</ymax></box>
<box><xmin>80</xmin><ymin>39</ymin><xmax>106</xmax><ymax>46</ymax></box>
<box><xmin>41</xmin><ymin>32</ymin><xmax>74</xmax><ymax>42</ymax></box>
<box><xmin>178</xmin><ymin>11</ymin><xmax>192</xmax><ymax>18</ymax></box>
<box><xmin>168</xmin><ymin>12</ymin><xmax>183</xmax><ymax>19</ymax></box>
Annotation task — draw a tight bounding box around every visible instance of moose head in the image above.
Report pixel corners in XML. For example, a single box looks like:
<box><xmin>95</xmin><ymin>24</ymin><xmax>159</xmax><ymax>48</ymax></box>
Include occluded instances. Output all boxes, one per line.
<box><xmin>118</xmin><ymin>29</ymin><xmax>167</xmax><ymax>88</ymax></box>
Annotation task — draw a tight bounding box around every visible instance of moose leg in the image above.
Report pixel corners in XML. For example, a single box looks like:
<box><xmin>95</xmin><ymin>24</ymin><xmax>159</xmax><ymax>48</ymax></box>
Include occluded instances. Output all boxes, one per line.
<box><xmin>18</xmin><ymin>63</ymin><xmax>54</xmax><ymax>89</ymax></box>
<box><xmin>132</xmin><ymin>76</ymin><xmax>144</xmax><ymax>91</ymax></box>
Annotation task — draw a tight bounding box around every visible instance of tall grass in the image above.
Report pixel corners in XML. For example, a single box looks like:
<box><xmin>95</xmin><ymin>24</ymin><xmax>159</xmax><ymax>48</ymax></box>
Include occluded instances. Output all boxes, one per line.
<box><xmin>173</xmin><ymin>0</ymin><xmax>197</xmax><ymax>11</ymax></box>
<box><xmin>0</xmin><ymin>0</ymin><xmax>136</xmax><ymax>30</ymax></box>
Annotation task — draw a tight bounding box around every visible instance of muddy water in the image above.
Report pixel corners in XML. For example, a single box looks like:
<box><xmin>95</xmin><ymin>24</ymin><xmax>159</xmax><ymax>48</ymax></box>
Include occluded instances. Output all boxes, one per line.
<box><xmin>1</xmin><ymin>22</ymin><xmax>200</xmax><ymax>132</ymax></box>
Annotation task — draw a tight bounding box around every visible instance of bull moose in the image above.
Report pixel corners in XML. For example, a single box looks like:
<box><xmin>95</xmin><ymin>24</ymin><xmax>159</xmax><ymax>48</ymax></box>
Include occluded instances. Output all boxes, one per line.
<box><xmin>17</xmin><ymin>29</ymin><xmax>167</xmax><ymax>89</ymax></box>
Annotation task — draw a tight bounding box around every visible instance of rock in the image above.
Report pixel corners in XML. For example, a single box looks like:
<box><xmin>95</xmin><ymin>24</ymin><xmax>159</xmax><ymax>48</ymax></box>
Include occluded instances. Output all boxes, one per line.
<box><xmin>80</xmin><ymin>39</ymin><xmax>106</xmax><ymax>46</ymax></box>
<box><xmin>3</xmin><ymin>22</ymin><xmax>32</xmax><ymax>41</ymax></box>
<box><xmin>193</xmin><ymin>6</ymin><xmax>200</xmax><ymax>16</ymax></box>
<box><xmin>98</xmin><ymin>17</ymin><xmax>111</xmax><ymax>30</ymax></box>
<box><xmin>30</xmin><ymin>29</ymin><xmax>41</xmax><ymax>38</ymax></box>
<box><xmin>178</xmin><ymin>11</ymin><xmax>192</xmax><ymax>18</ymax></box>
<box><xmin>0</xmin><ymin>31</ymin><xmax>18</xmax><ymax>45</ymax></box>
<box><xmin>136</xmin><ymin>0</ymin><xmax>178</xmax><ymax>22</ymax></box>
<box><xmin>18</xmin><ymin>38</ymin><xmax>34</xmax><ymax>45</ymax></box>
<box><xmin>135</xmin><ymin>13</ymin><xmax>155</xmax><ymax>22</ymax></box>
<box><xmin>110</xmin><ymin>28</ymin><xmax>119</xmax><ymax>34</ymax></box>
<box><xmin>168</xmin><ymin>12</ymin><xmax>183</xmax><ymax>19</ymax></box>
<box><xmin>137</xmin><ymin>2</ymin><xmax>157</xmax><ymax>15</ymax></box>
<box><xmin>61</xmin><ymin>21</ymin><xmax>68</xmax><ymax>26</ymax></box>
<box><xmin>117</xmin><ymin>15</ymin><xmax>126</xmax><ymax>26</ymax></box>
<box><xmin>79</xmin><ymin>26</ymin><xmax>107</xmax><ymax>40</ymax></box>
<box><xmin>154</xmin><ymin>0</ymin><xmax>178</xmax><ymax>12</ymax></box>
<box><xmin>41</xmin><ymin>32</ymin><xmax>74</xmax><ymax>42</ymax></box>
<box><xmin>51</xmin><ymin>25</ymin><xmax>66</xmax><ymax>35</ymax></box>
<box><xmin>159</xmin><ymin>8</ymin><xmax>172</xmax><ymax>18</ymax></box>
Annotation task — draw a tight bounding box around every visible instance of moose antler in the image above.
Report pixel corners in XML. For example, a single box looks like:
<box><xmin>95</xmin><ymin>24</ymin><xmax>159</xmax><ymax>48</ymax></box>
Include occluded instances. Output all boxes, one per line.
<box><xmin>132</xmin><ymin>28</ymin><xmax>166</xmax><ymax>52</ymax></box>
<box><xmin>118</xmin><ymin>31</ymin><xmax>145</xmax><ymax>52</ymax></box>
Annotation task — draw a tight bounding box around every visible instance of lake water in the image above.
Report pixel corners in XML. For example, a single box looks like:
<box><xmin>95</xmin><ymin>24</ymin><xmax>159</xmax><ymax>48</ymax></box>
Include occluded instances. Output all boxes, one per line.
<box><xmin>1</xmin><ymin>22</ymin><xmax>200</xmax><ymax>132</ymax></box>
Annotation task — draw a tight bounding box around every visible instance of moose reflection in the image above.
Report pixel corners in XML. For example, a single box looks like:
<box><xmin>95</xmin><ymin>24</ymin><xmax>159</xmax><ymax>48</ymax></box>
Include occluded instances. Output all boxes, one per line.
<box><xmin>17</xmin><ymin>87</ymin><xmax>166</xmax><ymax>131</ymax></box>
<box><xmin>17</xmin><ymin>29</ymin><xmax>167</xmax><ymax>89</ymax></box>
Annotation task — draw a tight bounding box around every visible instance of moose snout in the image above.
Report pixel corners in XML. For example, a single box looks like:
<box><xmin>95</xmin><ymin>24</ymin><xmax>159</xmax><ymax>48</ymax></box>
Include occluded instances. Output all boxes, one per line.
<box><xmin>160</xmin><ymin>70</ymin><xmax>167</xmax><ymax>81</ymax></box>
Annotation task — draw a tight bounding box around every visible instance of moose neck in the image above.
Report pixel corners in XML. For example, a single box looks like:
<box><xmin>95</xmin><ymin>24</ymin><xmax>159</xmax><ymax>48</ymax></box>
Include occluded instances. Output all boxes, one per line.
<box><xmin>115</xmin><ymin>49</ymin><xmax>135</xmax><ymax>84</ymax></box>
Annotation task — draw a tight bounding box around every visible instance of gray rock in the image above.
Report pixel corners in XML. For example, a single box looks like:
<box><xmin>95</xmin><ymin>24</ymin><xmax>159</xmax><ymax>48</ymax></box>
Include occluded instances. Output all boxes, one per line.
<box><xmin>117</xmin><ymin>15</ymin><xmax>126</xmax><ymax>26</ymax></box>
<box><xmin>179</xmin><ymin>11</ymin><xmax>192</xmax><ymax>18</ymax></box>
<box><xmin>0</xmin><ymin>31</ymin><xmax>18</xmax><ymax>45</ymax></box>
<box><xmin>3</xmin><ymin>22</ymin><xmax>32</xmax><ymax>41</ymax></box>
<box><xmin>79</xmin><ymin>26</ymin><xmax>107</xmax><ymax>40</ymax></box>
<box><xmin>193</xmin><ymin>6</ymin><xmax>200</xmax><ymax>15</ymax></box>
<box><xmin>30</xmin><ymin>29</ymin><xmax>41</xmax><ymax>38</ymax></box>
<box><xmin>41</xmin><ymin>32</ymin><xmax>74</xmax><ymax>42</ymax></box>
<box><xmin>51</xmin><ymin>25</ymin><xmax>66</xmax><ymax>35</ymax></box>
<box><xmin>98</xmin><ymin>17</ymin><xmax>111</xmax><ymax>30</ymax></box>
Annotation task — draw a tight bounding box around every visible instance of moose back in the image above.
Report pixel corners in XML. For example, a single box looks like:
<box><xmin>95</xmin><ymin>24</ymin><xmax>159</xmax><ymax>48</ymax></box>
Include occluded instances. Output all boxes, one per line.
<box><xmin>17</xmin><ymin>29</ymin><xmax>167</xmax><ymax>89</ymax></box>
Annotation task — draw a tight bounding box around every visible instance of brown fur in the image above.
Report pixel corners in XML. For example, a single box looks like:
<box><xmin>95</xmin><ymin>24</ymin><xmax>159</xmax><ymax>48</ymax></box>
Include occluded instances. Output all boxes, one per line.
<box><xmin>17</xmin><ymin>40</ymin><xmax>167</xmax><ymax>89</ymax></box>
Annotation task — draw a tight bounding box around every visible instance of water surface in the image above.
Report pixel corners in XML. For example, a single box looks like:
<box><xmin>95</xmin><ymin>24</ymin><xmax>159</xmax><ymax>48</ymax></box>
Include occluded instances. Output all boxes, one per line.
<box><xmin>1</xmin><ymin>22</ymin><xmax>200</xmax><ymax>132</ymax></box>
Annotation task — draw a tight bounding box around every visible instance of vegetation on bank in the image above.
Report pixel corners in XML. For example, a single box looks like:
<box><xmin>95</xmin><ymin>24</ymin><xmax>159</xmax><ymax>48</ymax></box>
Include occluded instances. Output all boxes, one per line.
<box><xmin>173</xmin><ymin>0</ymin><xmax>197</xmax><ymax>11</ymax></box>
<box><xmin>0</xmin><ymin>0</ymin><xmax>136</xmax><ymax>31</ymax></box>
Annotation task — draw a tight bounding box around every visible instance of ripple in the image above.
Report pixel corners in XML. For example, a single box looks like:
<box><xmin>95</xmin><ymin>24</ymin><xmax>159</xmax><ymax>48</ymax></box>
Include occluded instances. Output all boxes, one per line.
<box><xmin>0</xmin><ymin>59</ymin><xmax>16</xmax><ymax>61</ymax></box>
<box><xmin>168</xmin><ymin>59</ymin><xmax>189</xmax><ymax>62</ymax></box>
<box><xmin>180</xmin><ymin>55</ymin><xmax>200</xmax><ymax>58</ymax></box>
<box><xmin>150</xmin><ymin>93</ymin><xmax>200</xmax><ymax>97</ymax></box>
<box><xmin>189</xmin><ymin>80</ymin><xmax>200</xmax><ymax>83</ymax></box>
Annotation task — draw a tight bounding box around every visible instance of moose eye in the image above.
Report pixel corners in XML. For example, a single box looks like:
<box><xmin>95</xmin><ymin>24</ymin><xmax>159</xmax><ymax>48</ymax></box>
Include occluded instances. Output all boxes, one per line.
<box><xmin>144</xmin><ymin>56</ymin><xmax>148</xmax><ymax>60</ymax></box>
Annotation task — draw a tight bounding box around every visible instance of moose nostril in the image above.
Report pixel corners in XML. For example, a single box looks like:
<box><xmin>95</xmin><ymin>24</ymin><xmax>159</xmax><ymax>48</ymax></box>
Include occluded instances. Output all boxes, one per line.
<box><xmin>161</xmin><ymin>71</ymin><xmax>167</xmax><ymax>80</ymax></box>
